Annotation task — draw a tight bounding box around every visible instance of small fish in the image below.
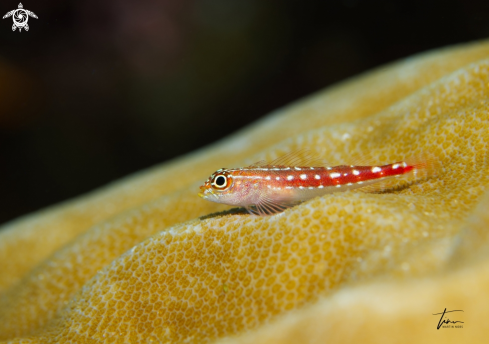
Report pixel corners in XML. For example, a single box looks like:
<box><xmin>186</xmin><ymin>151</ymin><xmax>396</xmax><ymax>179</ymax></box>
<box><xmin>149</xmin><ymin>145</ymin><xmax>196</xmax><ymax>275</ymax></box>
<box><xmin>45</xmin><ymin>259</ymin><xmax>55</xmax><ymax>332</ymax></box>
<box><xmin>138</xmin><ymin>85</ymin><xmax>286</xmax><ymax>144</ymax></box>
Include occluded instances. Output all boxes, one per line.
<box><xmin>199</xmin><ymin>151</ymin><xmax>436</xmax><ymax>216</ymax></box>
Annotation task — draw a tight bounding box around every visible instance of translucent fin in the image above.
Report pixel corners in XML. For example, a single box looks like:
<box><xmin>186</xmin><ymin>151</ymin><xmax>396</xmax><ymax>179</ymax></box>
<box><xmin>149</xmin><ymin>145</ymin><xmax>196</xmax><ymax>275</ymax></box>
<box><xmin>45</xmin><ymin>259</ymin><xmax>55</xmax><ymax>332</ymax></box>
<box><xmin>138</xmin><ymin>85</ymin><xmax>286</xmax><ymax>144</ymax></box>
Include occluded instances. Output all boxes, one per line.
<box><xmin>405</xmin><ymin>155</ymin><xmax>440</xmax><ymax>179</ymax></box>
<box><xmin>261</xmin><ymin>197</ymin><xmax>289</xmax><ymax>214</ymax></box>
<box><xmin>246</xmin><ymin>197</ymin><xmax>295</xmax><ymax>216</ymax></box>
<box><xmin>268</xmin><ymin>149</ymin><xmax>327</xmax><ymax>167</ymax></box>
<box><xmin>245</xmin><ymin>206</ymin><xmax>259</xmax><ymax>216</ymax></box>
<box><xmin>257</xmin><ymin>202</ymin><xmax>272</xmax><ymax>216</ymax></box>
<box><xmin>357</xmin><ymin>154</ymin><xmax>440</xmax><ymax>193</ymax></box>
<box><xmin>341</xmin><ymin>151</ymin><xmax>391</xmax><ymax>167</ymax></box>
<box><xmin>253</xmin><ymin>202</ymin><xmax>275</xmax><ymax>216</ymax></box>
<box><xmin>247</xmin><ymin>160</ymin><xmax>268</xmax><ymax>168</ymax></box>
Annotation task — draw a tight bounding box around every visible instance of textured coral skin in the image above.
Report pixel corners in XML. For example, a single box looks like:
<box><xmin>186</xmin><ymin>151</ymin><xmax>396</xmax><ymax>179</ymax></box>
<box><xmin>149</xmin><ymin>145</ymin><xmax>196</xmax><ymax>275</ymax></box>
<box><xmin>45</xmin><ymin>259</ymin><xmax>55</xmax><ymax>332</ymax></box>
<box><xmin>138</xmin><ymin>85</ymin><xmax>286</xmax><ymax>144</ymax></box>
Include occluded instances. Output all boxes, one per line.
<box><xmin>2</xmin><ymin>40</ymin><xmax>489</xmax><ymax>343</ymax></box>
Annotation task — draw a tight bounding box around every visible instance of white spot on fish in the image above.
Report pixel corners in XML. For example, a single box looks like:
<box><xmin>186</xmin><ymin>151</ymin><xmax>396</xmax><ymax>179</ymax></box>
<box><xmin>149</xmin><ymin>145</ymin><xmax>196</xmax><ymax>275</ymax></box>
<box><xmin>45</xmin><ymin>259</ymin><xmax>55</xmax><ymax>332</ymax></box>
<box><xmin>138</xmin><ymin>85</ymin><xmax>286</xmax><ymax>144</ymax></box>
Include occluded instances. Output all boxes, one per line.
<box><xmin>392</xmin><ymin>163</ymin><xmax>400</xmax><ymax>169</ymax></box>
<box><xmin>343</xmin><ymin>173</ymin><xmax>348</xmax><ymax>176</ymax></box>
<box><xmin>336</xmin><ymin>185</ymin><xmax>341</xmax><ymax>188</ymax></box>
<box><xmin>402</xmin><ymin>162</ymin><xmax>407</xmax><ymax>167</ymax></box>
<box><xmin>314</xmin><ymin>175</ymin><xmax>320</xmax><ymax>180</ymax></box>
<box><xmin>353</xmin><ymin>170</ymin><xmax>360</xmax><ymax>176</ymax></box>
<box><xmin>330</xmin><ymin>172</ymin><xmax>341</xmax><ymax>178</ymax></box>
<box><xmin>265</xmin><ymin>176</ymin><xmax>271</xmax><ymax>180</ymax></box>
<box><xmin>276</xmin><ymin>177</ymin><xmax>280</xmax><ymax>181</ymax></box>
<box><xmin>295</xmin><ymin>167</ymin><xmax>301</xmax><ymax>170</ymax></box>
<box><xmin>372</xmin><ymin>167</ymin><xmax>382</xmax><ymax>173</ymax></box>
<box><xmin>299</xmin><ymin>186</ymin><xmax>304</xmax><ymax>189</ymax></box>
<box><xmin>287</xmin><ymin>175</ymin><xmax>294</xmax><ymax>181</ymax></box>
<box><xmin>318</xmin><ymin>185</ymin><xmax>324</xmax><ymax>188</ymax></box>
<box><xmin>300</xmin><ymin>174</ymin><xmax>307</xmax><ymax>180</ymax></box>
<box><xmin>309</xmin><ymin>187</ymin><xmax>314</xmax><ymax>189</ymax></box>
<box><xmin>310</xmin><ymin>167</ymin><xmax>315</xmax><ymax>170</ymax></box>
<box><xmin>285</xmin><ymin>186</ymin><xmax>293</xmax><ymax>189</ymax></box>
<box><xmin>347</xmin><ymin>183</ymin><xmax>353</xmax><ymax>186</ymax></box>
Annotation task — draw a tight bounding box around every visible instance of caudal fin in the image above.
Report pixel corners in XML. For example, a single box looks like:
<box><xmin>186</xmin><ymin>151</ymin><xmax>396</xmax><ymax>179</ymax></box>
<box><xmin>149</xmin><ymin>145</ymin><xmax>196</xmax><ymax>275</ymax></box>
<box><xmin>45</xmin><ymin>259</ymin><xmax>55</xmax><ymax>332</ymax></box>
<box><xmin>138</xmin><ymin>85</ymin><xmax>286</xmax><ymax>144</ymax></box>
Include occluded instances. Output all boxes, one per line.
<box><xmin>405</xmin><ymin>154</ymin><xmax>441</xmax><ymax>181</ymax></box>
<box><xmin>358</xmin><ymin>154</ymin><xmax>440</xmax><ymax>193</ymax></box>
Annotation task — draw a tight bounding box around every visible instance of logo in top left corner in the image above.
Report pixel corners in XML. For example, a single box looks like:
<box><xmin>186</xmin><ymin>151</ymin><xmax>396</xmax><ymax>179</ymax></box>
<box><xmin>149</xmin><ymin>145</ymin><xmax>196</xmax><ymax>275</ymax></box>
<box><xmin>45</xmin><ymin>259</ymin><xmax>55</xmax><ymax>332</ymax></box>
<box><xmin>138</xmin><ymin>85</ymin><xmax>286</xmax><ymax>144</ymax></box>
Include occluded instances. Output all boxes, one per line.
<box><xmin>3</xmin><ymin>3</ymin><xmax>37</xmax><ymax>32</ymax></box>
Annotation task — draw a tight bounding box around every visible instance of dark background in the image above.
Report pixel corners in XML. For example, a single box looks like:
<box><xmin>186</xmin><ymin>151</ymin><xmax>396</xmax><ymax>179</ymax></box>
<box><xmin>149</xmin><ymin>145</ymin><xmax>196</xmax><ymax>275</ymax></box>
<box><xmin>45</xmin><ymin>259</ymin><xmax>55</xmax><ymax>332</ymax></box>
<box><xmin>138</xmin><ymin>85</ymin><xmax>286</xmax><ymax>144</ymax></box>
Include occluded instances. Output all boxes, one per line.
<box><xmin>0</xmin><ymin>0</ymin><xmax>488</xmax><ymax>225</ymax></box>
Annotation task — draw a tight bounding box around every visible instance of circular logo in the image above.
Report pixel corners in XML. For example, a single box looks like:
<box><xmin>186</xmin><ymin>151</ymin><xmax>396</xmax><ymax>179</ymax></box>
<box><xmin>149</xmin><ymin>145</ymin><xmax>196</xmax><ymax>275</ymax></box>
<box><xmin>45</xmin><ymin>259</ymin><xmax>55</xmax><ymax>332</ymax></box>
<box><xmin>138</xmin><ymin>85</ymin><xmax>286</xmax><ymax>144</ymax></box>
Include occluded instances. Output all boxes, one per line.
<box><xmin>12</xmin><ymin>9</ymin><xmax>28</xmax><ymax>28</ymax></box>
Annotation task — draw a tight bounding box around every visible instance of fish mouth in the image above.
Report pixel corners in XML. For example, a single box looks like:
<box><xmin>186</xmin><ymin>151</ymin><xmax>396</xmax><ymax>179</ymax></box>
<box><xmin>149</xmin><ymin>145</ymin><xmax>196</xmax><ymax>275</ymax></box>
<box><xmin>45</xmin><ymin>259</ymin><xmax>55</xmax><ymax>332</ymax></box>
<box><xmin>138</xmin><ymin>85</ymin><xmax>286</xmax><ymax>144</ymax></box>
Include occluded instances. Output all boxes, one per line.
<box><xmin>198</xmin><ymin>185</ymin><xmax>208</xmax><ymax>199</ymax></box>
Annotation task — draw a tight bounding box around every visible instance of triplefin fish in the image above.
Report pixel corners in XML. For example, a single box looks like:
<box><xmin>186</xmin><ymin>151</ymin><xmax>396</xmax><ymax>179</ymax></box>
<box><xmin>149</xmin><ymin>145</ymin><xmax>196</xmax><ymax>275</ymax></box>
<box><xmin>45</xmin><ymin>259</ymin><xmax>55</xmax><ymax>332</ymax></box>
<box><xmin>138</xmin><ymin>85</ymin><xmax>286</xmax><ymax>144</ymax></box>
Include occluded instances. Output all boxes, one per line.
<box><xmin>199</xmin><ymin>151</ymin><xmax>437</xmax><ymax>216</ymax></box>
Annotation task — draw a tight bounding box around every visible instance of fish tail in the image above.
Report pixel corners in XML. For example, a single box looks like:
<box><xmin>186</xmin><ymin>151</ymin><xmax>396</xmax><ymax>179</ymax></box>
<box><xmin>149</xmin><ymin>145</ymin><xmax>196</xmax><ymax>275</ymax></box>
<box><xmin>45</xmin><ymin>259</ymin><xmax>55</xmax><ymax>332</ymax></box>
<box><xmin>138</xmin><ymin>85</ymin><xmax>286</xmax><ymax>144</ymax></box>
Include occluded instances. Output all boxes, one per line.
<box><xmin>358</xmin><ymin>153</ymin><xmax>440</xmax><ymax>193</ymax></box>
<box><xmin>404</xmin><ymin>154</ymin><xmax>441</xmax><ymax>181</ymax></box>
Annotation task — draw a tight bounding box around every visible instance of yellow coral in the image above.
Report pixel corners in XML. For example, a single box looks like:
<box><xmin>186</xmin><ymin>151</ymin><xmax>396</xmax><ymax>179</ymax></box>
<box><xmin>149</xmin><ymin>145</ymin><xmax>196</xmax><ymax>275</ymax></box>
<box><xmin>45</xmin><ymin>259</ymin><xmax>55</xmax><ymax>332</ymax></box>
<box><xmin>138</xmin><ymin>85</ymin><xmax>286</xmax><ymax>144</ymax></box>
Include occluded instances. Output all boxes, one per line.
<box><xmin>2</xmin><ymin>40</ymin><xmax>489</xmax><ymax>343</ymax></box>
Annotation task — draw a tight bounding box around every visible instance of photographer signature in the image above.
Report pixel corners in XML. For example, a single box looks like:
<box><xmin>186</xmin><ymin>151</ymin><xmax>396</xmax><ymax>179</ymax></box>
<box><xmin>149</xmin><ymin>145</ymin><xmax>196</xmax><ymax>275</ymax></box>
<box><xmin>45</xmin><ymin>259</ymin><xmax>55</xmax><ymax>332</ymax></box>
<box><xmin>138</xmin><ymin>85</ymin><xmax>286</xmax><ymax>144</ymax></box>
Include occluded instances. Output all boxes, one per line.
<box><xmin>432</xmin><ymin>308</ymin><xmax>464</xmax><ymax>329</ymax></box>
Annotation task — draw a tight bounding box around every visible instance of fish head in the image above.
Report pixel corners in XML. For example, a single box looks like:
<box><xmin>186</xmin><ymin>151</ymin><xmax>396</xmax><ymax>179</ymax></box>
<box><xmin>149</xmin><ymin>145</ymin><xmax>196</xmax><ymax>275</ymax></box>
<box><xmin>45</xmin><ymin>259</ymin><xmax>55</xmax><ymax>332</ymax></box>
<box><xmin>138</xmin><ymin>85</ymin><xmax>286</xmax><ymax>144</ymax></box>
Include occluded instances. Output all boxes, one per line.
<box><xmin>199</xmin><ymin>168</ymin><xmax>238</xmax><ymax>205</ymax></box>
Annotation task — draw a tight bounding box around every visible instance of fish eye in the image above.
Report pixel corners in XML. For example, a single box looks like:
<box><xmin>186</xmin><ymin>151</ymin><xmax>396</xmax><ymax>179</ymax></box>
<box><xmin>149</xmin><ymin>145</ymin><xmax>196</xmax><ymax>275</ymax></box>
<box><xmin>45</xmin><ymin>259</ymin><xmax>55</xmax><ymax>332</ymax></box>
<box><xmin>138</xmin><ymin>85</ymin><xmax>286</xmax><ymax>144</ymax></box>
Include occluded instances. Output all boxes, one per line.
<box><xmin>212</xmin><ymin>174</ymin><xmax>229</xmax><ymax>189</ymax></box>
<box><xmin>216</xmin><ymin>176</ymin><xmax>226</xmax><ymax>186</ymax></box>
<box><xmin>214</xmin><ymin>175</ymin><xmax>226</xmax><ymax>187</ymax></box>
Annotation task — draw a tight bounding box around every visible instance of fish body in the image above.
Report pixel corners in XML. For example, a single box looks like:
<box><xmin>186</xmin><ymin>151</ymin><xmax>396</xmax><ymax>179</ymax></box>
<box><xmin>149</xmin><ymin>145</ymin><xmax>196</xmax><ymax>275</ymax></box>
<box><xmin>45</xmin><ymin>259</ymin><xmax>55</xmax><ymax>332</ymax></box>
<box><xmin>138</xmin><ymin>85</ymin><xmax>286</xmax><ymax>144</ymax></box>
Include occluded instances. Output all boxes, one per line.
<box><xmin>199</xmin><ymin>153</ymin><xmax>435</xmax><ymax>215</ymax></box>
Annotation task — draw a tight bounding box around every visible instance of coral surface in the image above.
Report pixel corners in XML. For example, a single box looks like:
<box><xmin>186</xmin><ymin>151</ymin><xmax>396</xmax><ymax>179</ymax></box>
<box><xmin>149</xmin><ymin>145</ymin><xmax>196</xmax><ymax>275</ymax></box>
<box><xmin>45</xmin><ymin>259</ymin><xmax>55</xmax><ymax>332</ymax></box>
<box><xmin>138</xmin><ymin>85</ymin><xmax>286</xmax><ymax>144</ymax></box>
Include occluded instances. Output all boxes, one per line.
<box><xmin>2</xmin><ymin>40</ymin><xmax>489</xmax><ymax>343</ymax></box>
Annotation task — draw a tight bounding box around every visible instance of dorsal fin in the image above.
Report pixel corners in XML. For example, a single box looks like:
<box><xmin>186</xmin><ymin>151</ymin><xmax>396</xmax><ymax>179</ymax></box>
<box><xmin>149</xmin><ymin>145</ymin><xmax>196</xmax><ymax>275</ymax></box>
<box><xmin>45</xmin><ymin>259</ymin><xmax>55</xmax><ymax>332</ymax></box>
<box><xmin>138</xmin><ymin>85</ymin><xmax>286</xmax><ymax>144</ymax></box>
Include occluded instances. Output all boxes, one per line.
<box><xmin>340</xmin><ymin>151</ymin><xmax>390</xmax><ymax>167</ymax></box>
<box><xmin>247</xmin><ymin>160</ymin><xmax>268</xmax><ymax>168</ymax></box>
<box><xmin>267</xmin><ymin>149</ymin><xmax>327</xmax><ymax>167</ymax></box>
